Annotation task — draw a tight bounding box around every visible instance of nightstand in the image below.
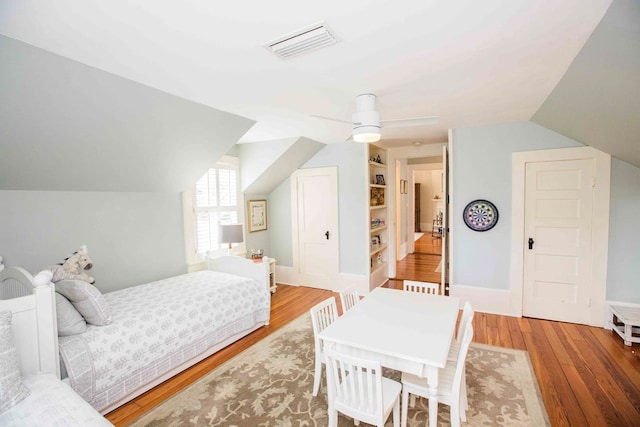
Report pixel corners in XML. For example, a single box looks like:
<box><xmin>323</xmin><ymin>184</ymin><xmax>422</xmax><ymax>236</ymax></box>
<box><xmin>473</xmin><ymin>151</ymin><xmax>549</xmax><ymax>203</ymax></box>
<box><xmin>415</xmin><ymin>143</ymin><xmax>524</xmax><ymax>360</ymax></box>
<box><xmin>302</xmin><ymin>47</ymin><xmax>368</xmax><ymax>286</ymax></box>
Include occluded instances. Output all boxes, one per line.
<box><xmin>251</xmin><ymin>256</ymin><xmax>277</xmax><ymax>294</ymax></box>
<box><xmin>268</xmin><ymin>258</ymin><xmax>277</xmax><ymax>294</ymax></box>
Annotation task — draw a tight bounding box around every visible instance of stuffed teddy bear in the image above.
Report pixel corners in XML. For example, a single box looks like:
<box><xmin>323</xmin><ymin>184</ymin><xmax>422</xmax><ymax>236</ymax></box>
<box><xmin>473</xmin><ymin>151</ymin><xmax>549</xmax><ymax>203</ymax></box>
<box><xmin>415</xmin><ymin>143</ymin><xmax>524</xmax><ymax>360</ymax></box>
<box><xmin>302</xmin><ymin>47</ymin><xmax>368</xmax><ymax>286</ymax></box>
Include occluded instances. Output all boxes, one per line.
<box><xmin>47</xmin><ymin>245</ymin><xmax>95</xmax><ymax>284</ymax></box>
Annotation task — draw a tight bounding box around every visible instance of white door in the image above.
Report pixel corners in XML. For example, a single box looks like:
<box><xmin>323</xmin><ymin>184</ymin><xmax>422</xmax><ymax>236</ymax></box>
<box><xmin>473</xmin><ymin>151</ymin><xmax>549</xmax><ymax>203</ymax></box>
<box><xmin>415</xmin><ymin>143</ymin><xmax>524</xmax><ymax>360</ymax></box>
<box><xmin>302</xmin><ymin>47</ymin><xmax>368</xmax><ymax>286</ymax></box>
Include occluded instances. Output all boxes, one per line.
<box><xmin>292</xmin><ymin>167</ymin><xmax>339</xmax><ymax>290</ymax></box>
<box><xmin>523</xmin><ymin>159</ymin><xmax>594</xmax><ymax>323</ymax></box>
<box><xmin>441</xmin><ymin>145</ymin><xmax>449</xmax><ymax>294</ymax></box>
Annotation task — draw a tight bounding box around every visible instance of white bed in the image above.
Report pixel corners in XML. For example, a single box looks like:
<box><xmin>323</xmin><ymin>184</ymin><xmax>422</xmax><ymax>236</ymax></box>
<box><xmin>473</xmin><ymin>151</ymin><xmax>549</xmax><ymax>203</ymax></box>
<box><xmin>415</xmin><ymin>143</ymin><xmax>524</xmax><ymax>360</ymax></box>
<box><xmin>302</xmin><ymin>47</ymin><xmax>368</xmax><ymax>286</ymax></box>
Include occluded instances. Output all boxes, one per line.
<box><xmin>0</xmin><ymin>255</ymin><xmax>272</xmax><ymax>415</ymax></box>
<box><xmin>0</xmin><ymin>263</ymin><xmax>112</xmax><ymax>425</ymax></box>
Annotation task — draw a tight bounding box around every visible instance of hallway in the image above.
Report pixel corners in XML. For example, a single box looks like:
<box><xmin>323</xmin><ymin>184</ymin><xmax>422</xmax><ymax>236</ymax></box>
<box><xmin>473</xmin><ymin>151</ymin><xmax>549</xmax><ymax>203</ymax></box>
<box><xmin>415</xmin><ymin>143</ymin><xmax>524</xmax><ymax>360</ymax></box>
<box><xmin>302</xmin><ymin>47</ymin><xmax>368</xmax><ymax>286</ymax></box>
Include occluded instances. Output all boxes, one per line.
<box><xmin>394</xmin><ymin>234</ymin><xmax>442</xmax><ymax>284</ymax></box>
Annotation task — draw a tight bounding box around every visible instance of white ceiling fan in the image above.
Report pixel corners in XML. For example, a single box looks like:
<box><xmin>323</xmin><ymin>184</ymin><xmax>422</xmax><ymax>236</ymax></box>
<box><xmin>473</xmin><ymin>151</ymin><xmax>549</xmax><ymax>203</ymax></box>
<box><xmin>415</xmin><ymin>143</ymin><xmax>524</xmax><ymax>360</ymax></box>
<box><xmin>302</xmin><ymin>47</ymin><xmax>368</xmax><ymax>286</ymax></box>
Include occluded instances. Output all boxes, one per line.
<box><xmin>313</xmin><ymin>93</ymin><xmax>438</xmax><ymax>143</ymax></box>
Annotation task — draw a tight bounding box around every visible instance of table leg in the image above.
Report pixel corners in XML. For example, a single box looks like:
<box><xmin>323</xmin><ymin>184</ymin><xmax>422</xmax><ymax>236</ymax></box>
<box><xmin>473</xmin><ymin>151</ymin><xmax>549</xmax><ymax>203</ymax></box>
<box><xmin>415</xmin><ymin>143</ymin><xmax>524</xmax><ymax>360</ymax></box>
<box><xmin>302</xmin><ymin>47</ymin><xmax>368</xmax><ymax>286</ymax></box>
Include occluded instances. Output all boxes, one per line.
<box><xmin>428</xmin><ymin>366</ymin><xmax>439</xmax><ymax>427</ymax></box>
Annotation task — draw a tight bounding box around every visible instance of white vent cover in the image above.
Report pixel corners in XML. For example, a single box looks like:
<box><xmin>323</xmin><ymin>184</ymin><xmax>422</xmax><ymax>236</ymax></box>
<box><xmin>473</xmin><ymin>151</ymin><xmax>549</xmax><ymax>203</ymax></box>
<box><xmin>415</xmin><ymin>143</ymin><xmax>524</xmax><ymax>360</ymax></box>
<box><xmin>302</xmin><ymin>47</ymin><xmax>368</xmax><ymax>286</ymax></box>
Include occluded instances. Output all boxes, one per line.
<box><xmin>265</xmin><ymin>23</ymin><xmax>337</xmax><ymax>60</ymax></box>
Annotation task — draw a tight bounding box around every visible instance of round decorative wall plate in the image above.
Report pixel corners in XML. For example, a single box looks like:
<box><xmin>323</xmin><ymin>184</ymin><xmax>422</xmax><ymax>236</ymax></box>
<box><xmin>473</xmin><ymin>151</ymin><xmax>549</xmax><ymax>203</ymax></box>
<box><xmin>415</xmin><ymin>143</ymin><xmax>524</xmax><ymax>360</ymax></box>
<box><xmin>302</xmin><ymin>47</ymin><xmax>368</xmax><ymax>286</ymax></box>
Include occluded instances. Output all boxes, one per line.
<box><xmin>463</xmin><ymin>199</ymin><xmax>499</xmax><ymax>231</ymax></box>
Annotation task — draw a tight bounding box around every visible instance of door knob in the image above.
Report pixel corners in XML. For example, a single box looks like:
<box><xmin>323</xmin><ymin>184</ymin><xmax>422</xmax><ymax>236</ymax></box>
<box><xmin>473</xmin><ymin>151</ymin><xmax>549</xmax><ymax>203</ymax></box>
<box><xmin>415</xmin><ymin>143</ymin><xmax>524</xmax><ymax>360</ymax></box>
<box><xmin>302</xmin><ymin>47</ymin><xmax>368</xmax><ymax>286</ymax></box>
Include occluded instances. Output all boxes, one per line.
<box><xmin>528</xmin><ymin>238</ymin><xmax>534</xmax><ymax>250</ymax></box>
<box><xmin>325</xmin><ymin>231</ymin><xmax>330</xmax><ymax>240</ymax></box>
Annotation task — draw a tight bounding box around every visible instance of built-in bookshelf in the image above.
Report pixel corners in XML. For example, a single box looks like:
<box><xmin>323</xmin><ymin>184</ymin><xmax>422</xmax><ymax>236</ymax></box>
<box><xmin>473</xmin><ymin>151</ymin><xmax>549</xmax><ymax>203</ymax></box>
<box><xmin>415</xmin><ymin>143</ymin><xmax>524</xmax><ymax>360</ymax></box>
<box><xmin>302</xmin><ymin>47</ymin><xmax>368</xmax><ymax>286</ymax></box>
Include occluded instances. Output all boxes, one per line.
<box><xmin>368</xmin><ymin>143</ymin><xmax>389</xmax><ymax>290</ymax></box>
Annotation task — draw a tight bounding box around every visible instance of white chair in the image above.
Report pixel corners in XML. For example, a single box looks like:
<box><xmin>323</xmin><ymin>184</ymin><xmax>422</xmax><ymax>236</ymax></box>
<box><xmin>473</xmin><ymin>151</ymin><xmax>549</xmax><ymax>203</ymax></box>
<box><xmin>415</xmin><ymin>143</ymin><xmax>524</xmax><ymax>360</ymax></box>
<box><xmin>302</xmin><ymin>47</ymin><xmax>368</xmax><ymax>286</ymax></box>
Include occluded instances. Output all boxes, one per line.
<box><xmin>448</xmin><ymin>301</ymin><xmax>474</xmax><ymax>362</ymax></box>
<box><xmin>403</xmin><ymin>280</ymin><xmax>439</xmax><ymax>295</ymax></box>
<box><xmin>400</xmin><ymin>320</ymin><xmax>474</xmax><ymax>427</ymax></box>
<box><xmin>324</xmin><ymin>347</ymin><xmax>402</xmax><ymax>427</ymax></box>
<box><xmin>310</xmin><ymin>297</ymin><xmax>339</xmax><ymax>396</ymax></box>
<box><xmin>339</xmin><ymin>287</ymin><xmax>360</xmax><ymax>313</ymax></box>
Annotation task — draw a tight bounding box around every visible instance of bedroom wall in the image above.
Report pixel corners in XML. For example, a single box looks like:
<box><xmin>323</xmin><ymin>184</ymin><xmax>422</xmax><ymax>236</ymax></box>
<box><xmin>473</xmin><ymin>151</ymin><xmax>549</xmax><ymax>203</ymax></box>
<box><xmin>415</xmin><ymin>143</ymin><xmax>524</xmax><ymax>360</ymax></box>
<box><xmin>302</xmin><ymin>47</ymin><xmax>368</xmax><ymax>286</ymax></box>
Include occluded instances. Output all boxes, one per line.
<box><xmin>607</xmin><ymin>158</ymin><xmax>640</xmax><ymax>302</ymax></box>
<box><xmin>269</xmin><ymin>178</ymin><xmax>293</xmax><ymax>266</ymax></box>
<box><xmin>0</xmin><ymin>35</ymin><xmax>253</xmax><ymax>193</ymax></box>
<box><xmin>0</xmin><ymin>190</ymin><xmax>185</xmax><ymax>293</ymax></box>
<box><xmin>450</xmin><ymin>122</ymin><xmax>583</xmax><ymax>291</ymax></box>
<box><xmin>269</xmin><ymin>142</ymin><xmax>367</xmax><ymax>276</ymax></box>
<box><xmin>451</xmin><ymin>121</ymin><xmax>640</xmax><ymax>303</ymax></box>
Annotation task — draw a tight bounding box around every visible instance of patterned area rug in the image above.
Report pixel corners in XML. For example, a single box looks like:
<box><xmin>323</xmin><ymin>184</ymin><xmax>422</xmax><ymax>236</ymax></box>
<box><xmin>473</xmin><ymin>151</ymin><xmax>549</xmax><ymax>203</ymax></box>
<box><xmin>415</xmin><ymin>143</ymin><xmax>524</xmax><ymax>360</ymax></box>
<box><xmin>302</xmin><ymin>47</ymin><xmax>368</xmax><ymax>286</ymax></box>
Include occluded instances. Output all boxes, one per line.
<box><xmin>130</xmin><ymin>314</ymin><xmax>549</xmax><ymax>426</ymax></box>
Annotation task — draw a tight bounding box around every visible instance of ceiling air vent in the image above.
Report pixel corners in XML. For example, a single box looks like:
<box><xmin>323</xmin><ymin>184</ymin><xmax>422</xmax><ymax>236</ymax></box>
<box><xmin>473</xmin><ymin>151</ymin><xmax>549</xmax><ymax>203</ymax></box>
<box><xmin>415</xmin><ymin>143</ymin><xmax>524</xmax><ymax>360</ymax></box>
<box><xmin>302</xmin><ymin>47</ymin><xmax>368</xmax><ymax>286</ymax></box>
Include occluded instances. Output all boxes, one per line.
<box><xmin>265</xmin><ymin>23</ymin><xmax>337</xmax><ymax>60</ymax></box>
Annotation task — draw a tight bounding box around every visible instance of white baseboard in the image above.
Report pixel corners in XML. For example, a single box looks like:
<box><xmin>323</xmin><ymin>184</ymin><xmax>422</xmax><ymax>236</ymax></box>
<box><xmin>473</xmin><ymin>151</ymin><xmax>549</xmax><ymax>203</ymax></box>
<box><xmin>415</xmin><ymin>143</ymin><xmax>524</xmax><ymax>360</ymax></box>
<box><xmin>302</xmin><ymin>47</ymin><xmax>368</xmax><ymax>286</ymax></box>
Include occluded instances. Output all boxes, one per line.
<box><xmin>275</xmin><ymin>266</ymin><xmax>370</xmax><ymax>296</ymax></box>
<box><xmin>338</xmin><ymin>272</ymin><xmax>370</xmax><ymax>296</ymax></box>
<box><xmin>449</xmin><ymin>284</ymin><xmax>515</xmax><ymax>316</ymax></box>
<box><xmin>450</xmin><ymin>284</ymin><xmax>639</xmax><ymax>328</ymax></box>
<box><xmin>274</xmin><ymin>265</ymin><xmax>297</xmax><ymax>286</ymax></box>
<box><xmin>399</xmin><ymin>242</ymin><xmax>408</xmax><ymax>260</ymax></box>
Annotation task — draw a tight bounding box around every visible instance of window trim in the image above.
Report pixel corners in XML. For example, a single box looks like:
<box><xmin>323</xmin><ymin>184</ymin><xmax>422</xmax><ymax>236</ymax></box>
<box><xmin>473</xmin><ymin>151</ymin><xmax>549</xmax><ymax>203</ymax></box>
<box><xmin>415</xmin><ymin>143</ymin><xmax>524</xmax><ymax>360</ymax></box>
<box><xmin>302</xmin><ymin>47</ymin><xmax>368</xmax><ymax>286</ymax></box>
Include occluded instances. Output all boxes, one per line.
<box><xmin>183</xmin><ymin>155</ymin><xmax>244</xmax><ymax>270</ymax></box>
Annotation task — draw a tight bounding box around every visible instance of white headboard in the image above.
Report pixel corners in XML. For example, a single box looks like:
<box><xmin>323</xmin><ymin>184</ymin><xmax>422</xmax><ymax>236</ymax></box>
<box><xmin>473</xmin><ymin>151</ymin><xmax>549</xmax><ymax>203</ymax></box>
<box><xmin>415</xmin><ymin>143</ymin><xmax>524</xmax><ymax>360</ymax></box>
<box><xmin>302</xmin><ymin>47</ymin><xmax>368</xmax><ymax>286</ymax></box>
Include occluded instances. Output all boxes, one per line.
<box><xmin>0</xmin><ymin>257</ymin><xmax>60</xmax><ymax>378</ymax></box>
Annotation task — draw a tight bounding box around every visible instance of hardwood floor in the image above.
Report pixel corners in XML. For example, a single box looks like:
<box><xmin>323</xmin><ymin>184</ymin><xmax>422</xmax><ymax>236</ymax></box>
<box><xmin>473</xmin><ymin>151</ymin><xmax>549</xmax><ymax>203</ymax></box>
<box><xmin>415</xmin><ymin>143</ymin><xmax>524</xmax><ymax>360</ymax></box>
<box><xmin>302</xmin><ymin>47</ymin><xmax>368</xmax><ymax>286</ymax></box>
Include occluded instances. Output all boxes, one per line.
<box><xmin>107</xmin><ymin>276</ymin><xmax>640</xmax><ymax>426</ymax></box>
<box><xmin>414</xmin><ymin>233</ymin><xmax>442</xmax><ymax>255</ymax></box>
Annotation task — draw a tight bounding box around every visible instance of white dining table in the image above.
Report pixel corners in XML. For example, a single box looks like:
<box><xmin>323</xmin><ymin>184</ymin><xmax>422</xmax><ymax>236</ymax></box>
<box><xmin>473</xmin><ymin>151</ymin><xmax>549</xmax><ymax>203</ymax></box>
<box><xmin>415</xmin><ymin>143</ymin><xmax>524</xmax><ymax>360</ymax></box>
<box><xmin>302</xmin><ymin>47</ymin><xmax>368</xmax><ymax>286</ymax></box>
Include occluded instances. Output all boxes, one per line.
<box><xmin>318</xmin><ymin>287</ymin><xmax>460</xmax><ymax>427</ymax></box>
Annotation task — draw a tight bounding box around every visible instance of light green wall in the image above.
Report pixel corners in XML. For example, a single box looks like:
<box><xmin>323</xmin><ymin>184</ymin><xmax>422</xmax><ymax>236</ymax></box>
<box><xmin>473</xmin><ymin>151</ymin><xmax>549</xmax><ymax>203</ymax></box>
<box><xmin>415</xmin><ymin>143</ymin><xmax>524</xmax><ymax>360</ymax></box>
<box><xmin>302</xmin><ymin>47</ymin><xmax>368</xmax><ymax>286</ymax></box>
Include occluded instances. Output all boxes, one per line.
<box><xmin>607</xmin><ymin>158</ymin><xmax>640</xmax><ymax>302</ymax></box>
<box><xmin>0</xmin><ymin>190</ymin><xmax>186</xmax><ymax>293</ymax></box>
<box><xmin>269</xmin><ymin>179</ymin><xmax>293</xmax><ymax>266</ymax></box>
<box><xmin>268</xmin><ymin>142</ymin><xmax>367</xmax><ymax>275</ymax></box>
<box><xmin>451</xmin><ymin>122</ymin><xmax>582</xmax><ymax>290</ymax></box>
<box><xmin>451</xmin><ymin>121</ymin><xmax>640</xmax><ymax>304</ymax></box>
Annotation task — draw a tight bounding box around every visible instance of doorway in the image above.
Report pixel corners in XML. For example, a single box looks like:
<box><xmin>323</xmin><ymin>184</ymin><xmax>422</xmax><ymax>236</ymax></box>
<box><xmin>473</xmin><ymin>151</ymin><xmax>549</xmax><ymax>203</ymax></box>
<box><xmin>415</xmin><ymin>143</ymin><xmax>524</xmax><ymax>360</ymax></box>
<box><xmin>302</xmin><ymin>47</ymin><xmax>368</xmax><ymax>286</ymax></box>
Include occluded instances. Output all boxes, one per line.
<box><xmin>510</xmin><ymin>146</ymin><xmax>611</xmax><ymax>326</ymax></box>
<box><xmin>396</xmin><ymin>156</ymin><xmax>444</xmax><ymax>284</ymax></box>
<box><xmin>291</xmin><ymin>167</ymin><xmax>339</xmax><ymax>290</ymax></box>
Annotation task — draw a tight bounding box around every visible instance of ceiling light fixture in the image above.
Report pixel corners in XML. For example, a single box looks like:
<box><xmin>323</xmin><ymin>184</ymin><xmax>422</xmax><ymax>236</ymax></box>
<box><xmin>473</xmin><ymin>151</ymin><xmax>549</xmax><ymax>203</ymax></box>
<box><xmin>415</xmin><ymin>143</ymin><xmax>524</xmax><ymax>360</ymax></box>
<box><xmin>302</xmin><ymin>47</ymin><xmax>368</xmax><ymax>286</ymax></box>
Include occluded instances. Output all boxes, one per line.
<box><xmin>352</xmin><ymin>126</ymin><xmax>381</xmax><ymax>143</ymax></box>
<box><xmin>352</xmin><ymin>95</ymin><xmax>381</xmax><ymax>143</ymax></box>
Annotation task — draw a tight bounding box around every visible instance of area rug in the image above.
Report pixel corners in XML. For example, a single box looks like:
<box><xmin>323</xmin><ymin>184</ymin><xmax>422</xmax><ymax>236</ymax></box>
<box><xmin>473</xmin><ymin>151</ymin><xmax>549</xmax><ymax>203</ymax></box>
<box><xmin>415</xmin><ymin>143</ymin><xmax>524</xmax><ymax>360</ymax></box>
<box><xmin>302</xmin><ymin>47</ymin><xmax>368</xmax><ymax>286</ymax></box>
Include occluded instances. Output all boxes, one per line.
<box><xmin>130</xmin><ymin>315</ymin><xmax>549</xmax><ymax>426</ymax></box>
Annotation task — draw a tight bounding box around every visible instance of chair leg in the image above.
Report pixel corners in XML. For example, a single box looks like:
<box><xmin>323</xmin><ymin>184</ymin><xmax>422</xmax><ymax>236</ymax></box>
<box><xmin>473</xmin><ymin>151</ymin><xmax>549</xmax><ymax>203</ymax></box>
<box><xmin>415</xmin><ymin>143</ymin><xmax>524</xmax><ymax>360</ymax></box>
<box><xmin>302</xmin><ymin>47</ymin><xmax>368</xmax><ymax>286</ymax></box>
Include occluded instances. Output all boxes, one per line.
<box><xmin>328</xmin><ymin>409</ymin><xmax>338</xmax><ymax>427</ymax></box>
<box><xmin>392</xmin><ymin>398</ymin><xmax>400</xmax><ymax>427</ymax></box>
<box><xmin>312</xmin><ymin>356</ymin><xmax>322</xmax><ymax>396</ymax></box>
<box><xmin>401</xmin><ymin>388</ymin><xmax>409</xmax><ymax>427</ymax></box>
<box><xmin>460</xmin><ymin>374</ymin><xmax>468</xmax><ymax>422</ymax></box>
<box><xmin>450</xmin><ymin>403</ymin><xmax>460</xmax><ymax>427</ymax></box>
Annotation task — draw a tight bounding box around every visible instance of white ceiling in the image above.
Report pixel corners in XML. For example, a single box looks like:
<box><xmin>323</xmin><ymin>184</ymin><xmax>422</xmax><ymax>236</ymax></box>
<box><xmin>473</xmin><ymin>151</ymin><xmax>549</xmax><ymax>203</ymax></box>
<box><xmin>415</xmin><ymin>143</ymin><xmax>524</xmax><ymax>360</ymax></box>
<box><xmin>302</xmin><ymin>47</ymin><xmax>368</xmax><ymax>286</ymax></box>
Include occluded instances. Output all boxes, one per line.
<box><xmin>0</xmin><ymin>0</ymin><xmax>613</xmax><ymax>149</ymax></box>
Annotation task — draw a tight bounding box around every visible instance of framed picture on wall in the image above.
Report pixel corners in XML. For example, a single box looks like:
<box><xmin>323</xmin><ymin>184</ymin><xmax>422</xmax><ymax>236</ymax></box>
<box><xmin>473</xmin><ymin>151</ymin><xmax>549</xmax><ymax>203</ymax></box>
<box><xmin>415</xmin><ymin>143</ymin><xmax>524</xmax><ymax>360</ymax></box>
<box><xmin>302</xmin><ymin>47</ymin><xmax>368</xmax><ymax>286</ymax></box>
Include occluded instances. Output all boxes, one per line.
<box><xmin>248</xmin><ymin>199</ymin><xmax>267</xmax><ymax>232</ymax></box>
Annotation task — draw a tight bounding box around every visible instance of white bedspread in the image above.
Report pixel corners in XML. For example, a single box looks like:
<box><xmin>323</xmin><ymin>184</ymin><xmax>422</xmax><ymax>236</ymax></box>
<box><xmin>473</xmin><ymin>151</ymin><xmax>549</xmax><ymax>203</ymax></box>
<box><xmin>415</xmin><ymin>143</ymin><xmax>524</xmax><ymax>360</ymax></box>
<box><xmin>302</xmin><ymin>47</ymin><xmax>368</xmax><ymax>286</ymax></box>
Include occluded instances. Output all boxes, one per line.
<box><xmin>0</xmin><ymin>374</ymin><xmax>113</xmax><ymax>426</ymax></box>
<box><xmin>58</xmin><ymin>270</ymin><xmax>270</xmax><ymax>411</ymax></box>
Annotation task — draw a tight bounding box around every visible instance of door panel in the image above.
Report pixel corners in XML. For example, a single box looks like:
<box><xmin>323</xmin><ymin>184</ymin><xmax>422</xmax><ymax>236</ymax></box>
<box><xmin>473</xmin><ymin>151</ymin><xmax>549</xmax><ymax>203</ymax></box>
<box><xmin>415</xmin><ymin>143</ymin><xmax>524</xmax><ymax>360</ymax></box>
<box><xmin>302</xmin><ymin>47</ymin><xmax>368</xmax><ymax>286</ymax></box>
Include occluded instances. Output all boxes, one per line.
<box><xmin>523</xmin><ymin>159</ymin><xmax>593</xmax><ymax>323</ymax></box>
<box><xmin>294</xmin><ymin>168</ymin><xmax>339</xmax><ymax>290</ymax></box>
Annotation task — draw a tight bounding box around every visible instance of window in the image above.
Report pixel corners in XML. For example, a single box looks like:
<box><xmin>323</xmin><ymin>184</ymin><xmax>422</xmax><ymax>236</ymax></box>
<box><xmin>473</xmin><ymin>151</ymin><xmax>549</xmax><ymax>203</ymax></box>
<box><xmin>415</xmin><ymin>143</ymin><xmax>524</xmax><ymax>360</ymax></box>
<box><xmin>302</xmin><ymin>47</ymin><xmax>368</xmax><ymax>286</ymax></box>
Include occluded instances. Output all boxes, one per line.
<box><xmin>184</xmin><ymin>156</ymin><xmax>243</xmax><ymax>264</ymax></box>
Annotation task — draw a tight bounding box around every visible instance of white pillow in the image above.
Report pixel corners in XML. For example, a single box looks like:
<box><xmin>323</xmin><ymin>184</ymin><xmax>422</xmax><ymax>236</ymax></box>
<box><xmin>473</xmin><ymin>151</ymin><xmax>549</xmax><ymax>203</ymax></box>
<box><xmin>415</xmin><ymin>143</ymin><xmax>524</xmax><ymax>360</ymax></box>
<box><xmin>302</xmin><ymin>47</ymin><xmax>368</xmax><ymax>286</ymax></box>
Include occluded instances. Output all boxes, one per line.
<box><xmin>0</xmin><ymin>310</ymin><xmax>30</xmax><ymax>414</ymax></box>
<box><xmin>55</xmin><ymin>292</ymin><xmax>87</xmax><ymax>336</ymax></box>
<box><xmin>55</xmin><ymin>280</ymin><xmax>112</xmax><ymax>326</ymax></box>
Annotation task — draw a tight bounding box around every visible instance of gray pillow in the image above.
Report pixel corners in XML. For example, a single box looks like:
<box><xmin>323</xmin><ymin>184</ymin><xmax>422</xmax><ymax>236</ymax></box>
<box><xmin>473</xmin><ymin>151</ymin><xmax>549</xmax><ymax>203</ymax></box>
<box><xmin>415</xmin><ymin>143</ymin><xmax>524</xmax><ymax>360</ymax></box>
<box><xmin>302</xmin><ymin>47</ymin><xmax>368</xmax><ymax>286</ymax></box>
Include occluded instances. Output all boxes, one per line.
<box><xmin>0</xmin><ymin>310</ymin><xmax>30</xmax><ymax>414</ymax></box>
<box><xmin>55</xmin><ymin>292</ymin><xmax>87</xmax><ymax>336</ymax></box>
<box><xmin>55</xmin><ymin>280</ymin><xmax>112</xmax><ymax>326</ymax></box>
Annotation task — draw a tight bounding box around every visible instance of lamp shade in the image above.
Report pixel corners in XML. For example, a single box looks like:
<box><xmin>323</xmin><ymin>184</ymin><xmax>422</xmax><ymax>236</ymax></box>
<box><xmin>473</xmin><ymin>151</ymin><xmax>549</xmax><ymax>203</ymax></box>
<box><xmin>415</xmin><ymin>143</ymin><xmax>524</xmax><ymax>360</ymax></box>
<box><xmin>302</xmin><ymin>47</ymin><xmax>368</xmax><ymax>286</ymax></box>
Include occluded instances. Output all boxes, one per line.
<box><xmin>219</xmin><ymin>224</ymin><xmax>244</xmax><ymax>245</ymax></box>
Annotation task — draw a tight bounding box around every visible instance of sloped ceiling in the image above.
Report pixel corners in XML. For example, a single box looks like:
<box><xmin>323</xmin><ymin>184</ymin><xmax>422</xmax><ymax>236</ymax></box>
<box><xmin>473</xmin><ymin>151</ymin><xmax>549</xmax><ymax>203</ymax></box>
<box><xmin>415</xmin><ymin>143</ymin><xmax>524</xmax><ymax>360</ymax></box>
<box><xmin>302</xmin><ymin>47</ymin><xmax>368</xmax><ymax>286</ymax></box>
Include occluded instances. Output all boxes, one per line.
<box><xmin>0</xmin><ymin>0</ymin><xmax>611</xmax><ymax>149</ymax></box>
<box><xmin>532</xmin><ymin>0</ymin><xmax>640</xmax><ymax>168</ymax></box>
<box><xmin>238</xmin><ymin>137</ymin><xmax>325</xmax><ymax>195</ymax></box>
<box><xmin>0</xmin><ymin>35</ymin><xmax>255</xmax><ymax>192</ymax></box>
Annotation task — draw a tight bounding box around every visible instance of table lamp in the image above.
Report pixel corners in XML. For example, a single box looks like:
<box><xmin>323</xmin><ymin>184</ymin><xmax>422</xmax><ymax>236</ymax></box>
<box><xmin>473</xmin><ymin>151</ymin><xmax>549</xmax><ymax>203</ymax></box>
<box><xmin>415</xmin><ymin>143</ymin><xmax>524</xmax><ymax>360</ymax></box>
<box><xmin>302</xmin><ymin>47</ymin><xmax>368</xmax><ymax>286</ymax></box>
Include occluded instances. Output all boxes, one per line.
<box><xmin>219</xmin><ymin>224</ymin><xmax>243</xmax><ymax>256</ymax></box>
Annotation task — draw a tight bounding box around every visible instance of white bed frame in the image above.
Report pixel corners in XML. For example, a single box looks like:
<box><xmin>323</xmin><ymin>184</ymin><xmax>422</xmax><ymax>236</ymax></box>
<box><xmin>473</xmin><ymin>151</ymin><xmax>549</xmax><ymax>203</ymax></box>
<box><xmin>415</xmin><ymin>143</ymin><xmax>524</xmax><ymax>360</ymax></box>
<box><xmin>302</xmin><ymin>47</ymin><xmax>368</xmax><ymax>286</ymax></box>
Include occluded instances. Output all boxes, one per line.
<box><xmin>0</xmin><ymin>255</ymin><xmax>271</xmax><ymax>414</ymax></box>
<box><xmin>0</xmin><ymin>257</ymin><xmax>60</xmax><ymax>379</ymax></box>
<box><xmin>207</xmin><ymin>255</ymin><xmax>272</xmax><ymax>293</ymax></box>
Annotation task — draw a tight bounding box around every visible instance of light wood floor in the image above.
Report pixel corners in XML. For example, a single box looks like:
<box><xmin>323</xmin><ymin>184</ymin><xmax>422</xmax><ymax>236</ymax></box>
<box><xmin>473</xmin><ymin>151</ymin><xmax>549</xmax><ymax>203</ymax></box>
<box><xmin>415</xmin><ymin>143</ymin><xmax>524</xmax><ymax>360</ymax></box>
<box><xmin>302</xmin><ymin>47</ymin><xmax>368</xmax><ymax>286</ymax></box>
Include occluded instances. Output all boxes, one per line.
<box><xmin>107</xmin><ymin>267</ymin><xmax>640</xmax><ymax>426</ymax></box>
<box><xmin>414</xmin><ymin>233</ymin><xmax>442</xmax><ymax>255</ymax></box>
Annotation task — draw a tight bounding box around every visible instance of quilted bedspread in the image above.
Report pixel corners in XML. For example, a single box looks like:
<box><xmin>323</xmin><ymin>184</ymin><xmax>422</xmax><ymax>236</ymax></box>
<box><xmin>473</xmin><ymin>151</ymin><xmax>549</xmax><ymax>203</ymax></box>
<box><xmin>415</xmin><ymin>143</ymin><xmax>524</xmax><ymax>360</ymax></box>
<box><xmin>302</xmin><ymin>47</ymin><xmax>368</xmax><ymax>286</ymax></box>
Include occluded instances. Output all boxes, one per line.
<box><xmin>58</xmin><ymin>270</ymin><xmax>270</xmax><ymax>411</ymax></box>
